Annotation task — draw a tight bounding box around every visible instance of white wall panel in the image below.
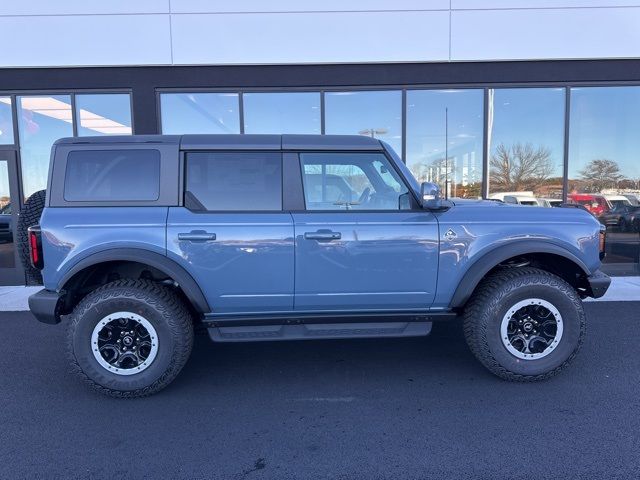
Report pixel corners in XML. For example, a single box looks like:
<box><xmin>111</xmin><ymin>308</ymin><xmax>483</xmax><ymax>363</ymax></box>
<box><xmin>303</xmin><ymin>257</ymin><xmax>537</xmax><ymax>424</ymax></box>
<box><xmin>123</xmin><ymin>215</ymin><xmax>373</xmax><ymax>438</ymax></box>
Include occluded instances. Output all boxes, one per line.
<box><xmin>0</xmin><ymin>0</ymin><xmax>169</xmax><ymax>16</ymax></box>
<box><xmin>0</xmin><ymin>15</ymin><xmax>172</xmax><ymax>67</ymax></box>
<box><xmin>170</xmin><ymin>0</ymin><xmax>449</xmax><ymax>13</ymax></box>
<box><xmin>453</xmin><ymin>1</ymin><xmax>640</xmax><ymax>8</ymax></box>
<box><xmin>451</xmin><ymin>7</ymin><xmax>640</xmax><ymax>60</ymax></box>
<box><xmin>171</xmin><ymin>11</ymin><xmax>450</xmax><ymax>64</ymax></box>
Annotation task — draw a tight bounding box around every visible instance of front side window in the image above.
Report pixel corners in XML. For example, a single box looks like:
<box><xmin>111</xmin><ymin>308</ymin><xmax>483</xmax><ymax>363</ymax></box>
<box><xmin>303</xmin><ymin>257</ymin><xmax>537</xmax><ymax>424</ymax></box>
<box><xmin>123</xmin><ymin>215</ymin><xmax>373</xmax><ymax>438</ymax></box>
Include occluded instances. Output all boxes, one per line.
<box><xmin>300</xmin><ymin>153</ymin><xmax>409</xmax><ymax>211</ymax></box>
<box><xmin>185</xmin><ymin>152</ymin><xmax>282</xmax><ymax>211</ymax></box>
<box><xmin>64</xmin><ymin>150</ymin><xmax>160</xmax><ymax>202</ymax></box>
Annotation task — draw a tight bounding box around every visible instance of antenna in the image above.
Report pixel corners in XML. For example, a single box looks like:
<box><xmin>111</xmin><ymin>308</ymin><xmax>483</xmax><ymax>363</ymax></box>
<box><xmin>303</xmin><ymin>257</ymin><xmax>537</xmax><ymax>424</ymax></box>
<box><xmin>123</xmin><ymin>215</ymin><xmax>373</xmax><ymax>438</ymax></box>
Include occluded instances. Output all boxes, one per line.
<box><xmin>444</xmin><ymin>107</ymin><xmax>449</xmax><ymax>200</ymax></box>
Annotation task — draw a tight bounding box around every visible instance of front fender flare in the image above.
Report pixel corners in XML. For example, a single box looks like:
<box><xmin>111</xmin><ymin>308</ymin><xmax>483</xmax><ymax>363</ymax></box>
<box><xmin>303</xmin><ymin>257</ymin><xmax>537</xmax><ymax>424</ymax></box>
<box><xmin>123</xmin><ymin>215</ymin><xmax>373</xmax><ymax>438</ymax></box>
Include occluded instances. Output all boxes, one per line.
<box><xmin>58</xmin><ymin>248</ymin><xmax>210</xmax><ymax>313</ymax></box>
<box><xmin>449</xmin><ymin>240</ymin><xmax>591</xmax><ymax>309</ymax></box>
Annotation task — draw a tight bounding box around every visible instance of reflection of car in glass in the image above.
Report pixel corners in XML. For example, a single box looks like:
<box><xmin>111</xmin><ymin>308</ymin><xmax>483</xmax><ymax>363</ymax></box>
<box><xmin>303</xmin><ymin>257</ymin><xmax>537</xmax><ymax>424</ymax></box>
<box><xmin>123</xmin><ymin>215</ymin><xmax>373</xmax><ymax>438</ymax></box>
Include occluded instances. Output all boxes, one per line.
<box><xmin>26</xmin><ymin>134</ymin><xmax>610</xmax><ymax>397</ymax></box>
<box><xmin>567</xmin><ymin>194</ymin><xmax>612</xmax><ymax>217</ymax></box>
<box><xmin>489</xmin><ymin>191</ymin><xmax>534</xmax><ymax>202</ymax></box>
<box><xmin>623</xmin><ymin>194</ymin><xmax>640</xmax><ymax>206</ymax></box>
<box><xmin>601</xmin><ymin>204</ymin><xmax>640</xmax><ymax>231</ymax></box>
<box><xmin>541</xmin><ymin>198</ymin><xmax>563</xmax><ymax>208</ymax></box>
<box><xmin>503</xmin><ymin>195</ymin><xmax>550</xmax><ymax>207</ymax></box>
<box><xmin>604</xmin><ymin>195</ymin><xmax>632</xmax><ymax>210</ymax></box>
<box><xmin>0</xmin><ymin>202</ymin><xmax>12</xmax><ymax>243</ymax></box>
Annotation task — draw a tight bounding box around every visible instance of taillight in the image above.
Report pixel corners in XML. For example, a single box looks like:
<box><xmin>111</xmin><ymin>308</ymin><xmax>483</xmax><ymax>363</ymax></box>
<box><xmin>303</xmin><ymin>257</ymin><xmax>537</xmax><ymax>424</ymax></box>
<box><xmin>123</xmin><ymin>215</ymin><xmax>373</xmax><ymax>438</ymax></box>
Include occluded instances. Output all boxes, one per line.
<box><xmin>28</xmin><ymin>226</ymin><xmax>43</xmax><ymax>269</ymax></box>
<box><xmin>599</xmin><ymin>226</ymin><xmax>606</xmax><ymax>260</ymax></box>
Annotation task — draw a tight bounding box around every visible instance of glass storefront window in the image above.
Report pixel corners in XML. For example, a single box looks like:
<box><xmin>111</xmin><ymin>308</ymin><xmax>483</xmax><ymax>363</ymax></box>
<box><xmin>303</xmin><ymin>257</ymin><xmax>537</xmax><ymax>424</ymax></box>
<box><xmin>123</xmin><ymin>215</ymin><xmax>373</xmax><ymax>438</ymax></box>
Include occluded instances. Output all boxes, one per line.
<box><xmin>243</xmin><ymin>92</ymin><xmax>320</xmax><ymax>134</ymax></box>
<box><xmin>76</xmin><ymin>94</ymin><xmax>132</xmax><ymax>136</ymax></box>
<box><xmin>17</xmin><ymin>95</ymin><xmax>73</xmax><ymax>197</ymax></box>
<box><xmin>324</xmin><ymin>91</ymin><xmax>402</xmax><ymax>154</ymax></box>
<box><xmin>569</xmin><ymin>86</ymin><xmax>640</xmax><ymax>275</ymax></box>
<box><xmin>160</xmin><ymin>93</ymin><xmax>240</xmax><ymax>134</ymax></box>
<box><xmin>487</xmin><ymin>88</ymin><xmax>565</xmax><ymax>202</ymax></box>
<box><xmin>0</xmin><ymin>159</ymin><xmax>14</xmax><ymax>268</ymax></box>
<box><xmin>0</xmin><ymin>97</ymin><xmax>14</xmax><ymax>145</ymax></box>
<box><xmin>406</xmin><ymin>89</ymin><xmax>483</xmax><ymax>198</ymax></box>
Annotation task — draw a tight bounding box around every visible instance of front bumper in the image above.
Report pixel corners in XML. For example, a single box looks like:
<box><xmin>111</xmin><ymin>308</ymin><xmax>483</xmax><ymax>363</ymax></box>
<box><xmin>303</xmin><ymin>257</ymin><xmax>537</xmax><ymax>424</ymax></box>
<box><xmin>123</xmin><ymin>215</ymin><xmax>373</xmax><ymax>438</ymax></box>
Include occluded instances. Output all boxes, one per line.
<box><xmin>28</xmin><ymin>289</ymin><xmax>64</xmax><ymax>324</ymax></box>
<box><xmin>586</xmin><ymin>270</ymin><xmax>611</xmax><ymax>299</ymax></box>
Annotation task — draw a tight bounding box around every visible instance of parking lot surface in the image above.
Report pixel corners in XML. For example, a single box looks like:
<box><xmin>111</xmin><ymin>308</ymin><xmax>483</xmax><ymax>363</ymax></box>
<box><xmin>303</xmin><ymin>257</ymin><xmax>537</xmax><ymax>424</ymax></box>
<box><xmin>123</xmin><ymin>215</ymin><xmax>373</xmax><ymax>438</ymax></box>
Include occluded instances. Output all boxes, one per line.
<box><xmin>1</xmin><ymin>302</ymin><xmax>638</xmax><ymax>479</ymax></box>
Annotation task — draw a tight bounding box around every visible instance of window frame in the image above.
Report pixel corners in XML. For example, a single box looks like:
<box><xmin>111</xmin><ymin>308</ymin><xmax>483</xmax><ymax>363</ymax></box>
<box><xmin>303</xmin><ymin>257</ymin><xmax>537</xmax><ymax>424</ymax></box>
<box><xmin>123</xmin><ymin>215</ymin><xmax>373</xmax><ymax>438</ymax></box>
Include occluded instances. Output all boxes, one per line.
<box><xmin>181</xmin><ymin>150</ymin><xmax>285</xmax><ymax>213</ymax></box>
<box><xmin>63</xmin><ymin>149</ymin><xmax>162</xmax><ymax>203</ymax></box>
<box><xmin>295</xmin><ymin>150</ymin><xmax>421</xmax><ymax>213</ymax></box>
<box><xmin>49</xmin><ymin>143</ymin><xmax>179</xmax><ymax>207</ymax></box>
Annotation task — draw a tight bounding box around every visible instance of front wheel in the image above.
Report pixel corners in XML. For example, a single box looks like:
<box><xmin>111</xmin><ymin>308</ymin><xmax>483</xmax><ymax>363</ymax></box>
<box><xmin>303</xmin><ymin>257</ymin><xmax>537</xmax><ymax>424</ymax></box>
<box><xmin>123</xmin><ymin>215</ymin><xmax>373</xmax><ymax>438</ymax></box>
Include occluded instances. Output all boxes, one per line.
<box><xmin>67</xmin><ymin>279</ymin><xmax>194</xmax><ymax>397</ymax></box>
<box><xmin>463</xmin><ymin>267</ymin><xmax>585</xmax><ymax>381</ymax></box>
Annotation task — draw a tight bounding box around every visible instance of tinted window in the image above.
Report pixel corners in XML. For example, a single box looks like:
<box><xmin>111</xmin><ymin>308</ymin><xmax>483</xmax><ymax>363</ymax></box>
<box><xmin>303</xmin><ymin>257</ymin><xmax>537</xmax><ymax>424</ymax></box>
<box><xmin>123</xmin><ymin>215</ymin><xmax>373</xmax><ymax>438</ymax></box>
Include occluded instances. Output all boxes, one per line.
<box><xmin>75</xmin><ymin>94</ymin><xmax>132</xmax><ymax>136</ymax></box>
<box><xmin>324</xmin><ymin>91</ymin><xmax>402</xmax><ymax>153</ymax></box>
<box><xmin>243</xmin><ymin>92</ymin><xmax>321</xmax><ymax>134</ymax></box>
<box><xmin>186</xmin><ymin>152</ymin><xmax>282</xmax><ymax>211</ymax></box>
<box><xmin>64</xmin><ymin>150</ymin><xmax>160</xmax><ymax>201</ymax></box>
<box><xmin>487</xmin><ymin>88</ymin><xmax>565</xmax><ymax>200</ymax></box>
<box><xmin>18</xmin><ymin>95</ymin><xmax>73</xmax><ymax>197</ymax></box>
<box><xmin>300</xmin><ymin>153</ymin><xmax>409</xmax><ymax>211</ymax></box>
<box><xmin>406</xmin><ymin>89</ymin><xmax>484</xmax><ymax>198</ymax></box>
<box><xmin>160</xmin><ymin>93</ymin><xmax>240</xmax><ymax>134</ymax></box>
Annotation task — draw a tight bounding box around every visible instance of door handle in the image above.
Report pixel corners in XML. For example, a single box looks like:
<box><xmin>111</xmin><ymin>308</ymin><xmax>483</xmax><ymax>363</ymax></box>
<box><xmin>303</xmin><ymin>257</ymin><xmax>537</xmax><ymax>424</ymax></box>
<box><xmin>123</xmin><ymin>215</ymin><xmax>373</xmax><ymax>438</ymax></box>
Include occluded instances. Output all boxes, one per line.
<box><xmin>178</xmin><ymin>231</ymin><xmax>217</xmax><ymax>242</ymax></box>
<box><xmin>304</xmin><ymin>231</ymin><xmax>341</xmax><ymax>241</ymax></box>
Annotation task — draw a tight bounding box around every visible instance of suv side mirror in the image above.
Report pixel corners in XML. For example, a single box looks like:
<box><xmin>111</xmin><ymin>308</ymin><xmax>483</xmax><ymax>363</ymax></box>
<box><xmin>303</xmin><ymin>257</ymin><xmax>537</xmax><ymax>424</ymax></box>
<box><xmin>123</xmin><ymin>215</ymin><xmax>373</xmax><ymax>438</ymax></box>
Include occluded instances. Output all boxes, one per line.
<box><xmin>420</xmin><ymin>182</ymin><xmax>443</xmax><ymax>210</ymax></box>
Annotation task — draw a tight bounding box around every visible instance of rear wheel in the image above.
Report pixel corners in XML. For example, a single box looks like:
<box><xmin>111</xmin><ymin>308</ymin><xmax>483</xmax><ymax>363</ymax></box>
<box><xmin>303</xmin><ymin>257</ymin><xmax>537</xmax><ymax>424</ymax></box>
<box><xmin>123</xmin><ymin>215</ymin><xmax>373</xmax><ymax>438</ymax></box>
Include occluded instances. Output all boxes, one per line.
<box><xmin>67</xmin><ymin>279</ymin><xmax>194</xmax><ymax>397</ymax></box>
<box><xmin>463</xmin><ymin>267</ymin><xmax>585</xmax><ymax>381</ymax></box>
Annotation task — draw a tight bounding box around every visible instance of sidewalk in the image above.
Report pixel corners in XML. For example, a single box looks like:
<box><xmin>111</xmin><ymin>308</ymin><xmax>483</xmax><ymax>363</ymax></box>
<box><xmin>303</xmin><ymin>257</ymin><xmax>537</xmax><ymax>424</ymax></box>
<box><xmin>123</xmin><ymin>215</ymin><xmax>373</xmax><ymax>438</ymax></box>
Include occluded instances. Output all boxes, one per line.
<box><xmin>1</xmin><ymin>277</ymin><xmax>639</xmax><ymax>312</ymax></box>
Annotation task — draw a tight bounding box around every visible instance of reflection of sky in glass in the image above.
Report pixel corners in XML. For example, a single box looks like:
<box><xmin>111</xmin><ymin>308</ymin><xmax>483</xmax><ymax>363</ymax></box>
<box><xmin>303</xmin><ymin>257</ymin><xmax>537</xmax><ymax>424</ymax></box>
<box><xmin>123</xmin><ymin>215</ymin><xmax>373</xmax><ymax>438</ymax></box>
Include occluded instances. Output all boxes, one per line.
<box><xmin>0</xmin><ymin>161</ymin><xmax>9</xmax><ymax>200</ymax></box>
<box><xmin>243</xmin><ymin>92</ymin><xmax>320</xmax><ymax>134</ymax></box>
<box><xmin>489</xmin><ymin>88</ymin><xmax>565</xmax><ymax>175</ymax></box>
<box><xmin>18</xmin><ymin>95</ymin><xmax>73</xmax><ymax>197</ymax></box>
<box><xmin>161</xmin><ymin>93</ymin><xmax>239</xmax><ymax>134</ymax></box>
<box><xmin>406</xmin><ymin>89</ymin><xmax>483</xmax><ymax>197</ymax></box>
<box><xmin>76</xmin><ymin>94</ymin><xmax>132</xmax><ymax>136</ymax></box>
<box><xmin>325</xmin><ymin>91</ymin><xmax>402</xmax><ymax>153</ymax></box>
<box><xmin>0</xmin><ymin>98</ymin><xmax>14</xmax><ymax>145</ymax></box>
<box><xmin>569</xmin><ymin>87</ymin><xmax>640</xmax><ymax>180</ymax></box>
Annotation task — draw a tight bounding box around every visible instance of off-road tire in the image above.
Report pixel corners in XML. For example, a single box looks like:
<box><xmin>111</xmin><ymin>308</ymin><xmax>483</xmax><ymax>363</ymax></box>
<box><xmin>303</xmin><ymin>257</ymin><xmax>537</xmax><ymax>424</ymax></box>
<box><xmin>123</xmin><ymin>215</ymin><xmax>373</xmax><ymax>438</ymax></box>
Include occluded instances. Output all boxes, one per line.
<box><xmin>67</xmin><ymin>279</ymin><xmax>194</xmax><ymax>398</ymax></box>
<box><xmin>463</xmin><ymin>267</ymin><xmax>586</xmax><ymax>381</ymax></box>
<box><xmin>17</xmin><ymin>189</ymin><xmax>46</xmax><ymax>285</ymax></box>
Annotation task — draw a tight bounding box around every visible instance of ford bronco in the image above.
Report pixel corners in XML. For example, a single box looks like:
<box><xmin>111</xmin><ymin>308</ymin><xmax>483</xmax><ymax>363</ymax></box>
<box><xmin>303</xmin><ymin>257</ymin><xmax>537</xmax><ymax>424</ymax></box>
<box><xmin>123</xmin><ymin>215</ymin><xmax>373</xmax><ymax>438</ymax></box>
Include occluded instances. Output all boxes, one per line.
<box><xmin>23</xmin><ymin>134</ymin><xmax>610</xmax><ymax>397</ymax></box>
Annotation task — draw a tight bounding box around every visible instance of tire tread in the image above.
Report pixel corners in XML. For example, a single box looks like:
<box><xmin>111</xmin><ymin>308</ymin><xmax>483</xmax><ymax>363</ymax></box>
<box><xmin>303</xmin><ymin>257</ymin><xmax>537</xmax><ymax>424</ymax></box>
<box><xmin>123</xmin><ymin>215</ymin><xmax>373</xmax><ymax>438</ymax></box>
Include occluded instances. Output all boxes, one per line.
<box><xmin>463</xmin><ymin>267</ymin><xmax>586</xmax><ymax>382</ymax></box>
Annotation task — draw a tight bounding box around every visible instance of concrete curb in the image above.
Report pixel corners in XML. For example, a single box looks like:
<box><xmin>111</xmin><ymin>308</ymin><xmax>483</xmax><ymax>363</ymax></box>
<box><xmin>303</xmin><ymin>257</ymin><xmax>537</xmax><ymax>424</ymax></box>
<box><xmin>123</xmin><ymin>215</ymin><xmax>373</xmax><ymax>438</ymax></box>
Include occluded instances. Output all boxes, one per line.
<box><xmin>1</xmin><ymin>277</ymin><xmax>638</xmax><ymax>312</ymax></box>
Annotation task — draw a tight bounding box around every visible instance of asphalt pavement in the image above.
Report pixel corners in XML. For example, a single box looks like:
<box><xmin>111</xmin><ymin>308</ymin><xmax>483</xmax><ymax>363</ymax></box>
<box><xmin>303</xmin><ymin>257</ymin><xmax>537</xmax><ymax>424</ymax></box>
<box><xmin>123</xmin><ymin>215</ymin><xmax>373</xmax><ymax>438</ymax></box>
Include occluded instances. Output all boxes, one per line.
<box><xmin>1</xmin><ymin>302</ymin><xmax>639</xmax><ymax>479</ymax></box>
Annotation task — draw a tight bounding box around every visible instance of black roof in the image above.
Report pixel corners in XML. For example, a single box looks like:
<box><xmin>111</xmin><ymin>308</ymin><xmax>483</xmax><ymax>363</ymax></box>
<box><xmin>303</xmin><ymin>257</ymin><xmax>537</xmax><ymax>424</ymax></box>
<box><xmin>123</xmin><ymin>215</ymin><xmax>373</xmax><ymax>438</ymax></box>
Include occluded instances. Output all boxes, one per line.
<box><xmin>54</xmin><ymin>134</ymin><xmax>384</xmax><ymax>151</ymax></box>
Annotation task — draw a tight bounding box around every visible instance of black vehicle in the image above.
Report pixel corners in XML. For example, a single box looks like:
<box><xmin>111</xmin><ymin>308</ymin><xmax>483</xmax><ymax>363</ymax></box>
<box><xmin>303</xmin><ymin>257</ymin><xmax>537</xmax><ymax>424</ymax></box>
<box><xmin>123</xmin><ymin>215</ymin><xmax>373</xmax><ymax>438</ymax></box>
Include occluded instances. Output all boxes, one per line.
<box><xmin>601</xmin><ymin>204</ymin><xmax>640</xmax><ymax>232</ymax></box>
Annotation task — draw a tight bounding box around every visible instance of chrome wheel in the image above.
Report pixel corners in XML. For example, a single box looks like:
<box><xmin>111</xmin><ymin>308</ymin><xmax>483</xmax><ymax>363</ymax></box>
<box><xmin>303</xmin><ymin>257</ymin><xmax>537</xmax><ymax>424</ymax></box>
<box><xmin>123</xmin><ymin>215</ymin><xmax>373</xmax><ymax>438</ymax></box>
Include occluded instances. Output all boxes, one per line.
<box><xmin>500</xmin><ymin>298</ymin><xmax>563</xmax><ymax>360</ymax></box>
<box><xmin>91</xmin><ymin>312</ymin><xmax>159</xmax><ymax>375</ymax></box>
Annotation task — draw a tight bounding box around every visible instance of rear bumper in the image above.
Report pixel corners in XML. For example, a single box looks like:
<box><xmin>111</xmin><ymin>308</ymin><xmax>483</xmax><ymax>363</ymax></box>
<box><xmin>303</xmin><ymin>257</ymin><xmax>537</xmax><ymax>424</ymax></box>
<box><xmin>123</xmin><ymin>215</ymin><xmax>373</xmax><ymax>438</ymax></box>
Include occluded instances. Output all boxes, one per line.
<box><xmin>586</xmin><ymin>270</ymin><xmax>611</xmax><ymax>299</ymax></box>
<box><xmin>28</xmin><ymin>289</ymin><xmax>64</xmax><ymax>324</ymax></box>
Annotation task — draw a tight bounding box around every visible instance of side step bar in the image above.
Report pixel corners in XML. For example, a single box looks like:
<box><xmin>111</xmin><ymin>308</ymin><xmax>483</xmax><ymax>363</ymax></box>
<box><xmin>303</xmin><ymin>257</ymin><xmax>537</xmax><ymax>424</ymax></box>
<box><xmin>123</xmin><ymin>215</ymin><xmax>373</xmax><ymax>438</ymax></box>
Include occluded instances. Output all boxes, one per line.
<box><xmin>208</xmin><ymin>321</ymin><xmax>432</xmax><ymax>342</ymax></box>
<box><xmin>203</xmin><ymin>311</ymin><xmax>458</xmax><ymax>343</ymax></box>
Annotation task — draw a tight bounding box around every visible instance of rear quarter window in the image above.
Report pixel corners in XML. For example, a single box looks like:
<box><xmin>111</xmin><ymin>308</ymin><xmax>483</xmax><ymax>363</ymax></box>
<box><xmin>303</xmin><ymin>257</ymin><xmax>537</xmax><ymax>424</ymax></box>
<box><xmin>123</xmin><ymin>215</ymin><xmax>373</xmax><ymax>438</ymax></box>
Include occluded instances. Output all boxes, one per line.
<box><xmin>64</xmin><ymin>149</ymin><xmax>160</xmax><ymax>202</ymax></box>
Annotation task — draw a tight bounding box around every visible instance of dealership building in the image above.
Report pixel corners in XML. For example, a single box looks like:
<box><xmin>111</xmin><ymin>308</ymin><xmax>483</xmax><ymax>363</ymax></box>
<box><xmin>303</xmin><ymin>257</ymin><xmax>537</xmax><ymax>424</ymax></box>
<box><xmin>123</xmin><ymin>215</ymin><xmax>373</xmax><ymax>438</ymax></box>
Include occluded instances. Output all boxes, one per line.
<box><xmin>0</xmin><ymin>0</ymin><xmax>639</xmax><ymax>285</ymax></box>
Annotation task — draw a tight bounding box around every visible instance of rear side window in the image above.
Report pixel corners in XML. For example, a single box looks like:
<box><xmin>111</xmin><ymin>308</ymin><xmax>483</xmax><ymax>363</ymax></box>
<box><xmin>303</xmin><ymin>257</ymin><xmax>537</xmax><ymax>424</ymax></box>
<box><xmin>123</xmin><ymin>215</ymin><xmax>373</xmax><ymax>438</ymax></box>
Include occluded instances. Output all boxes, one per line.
<box><xmin>64</xmin><ymin>149</ymin><xmax>160</xmax><ymax>202</ymax></box>
<box><xmin>185</xmin><ymin>152</ymin><xmax>282</xmax><ymax>211</ymax></box>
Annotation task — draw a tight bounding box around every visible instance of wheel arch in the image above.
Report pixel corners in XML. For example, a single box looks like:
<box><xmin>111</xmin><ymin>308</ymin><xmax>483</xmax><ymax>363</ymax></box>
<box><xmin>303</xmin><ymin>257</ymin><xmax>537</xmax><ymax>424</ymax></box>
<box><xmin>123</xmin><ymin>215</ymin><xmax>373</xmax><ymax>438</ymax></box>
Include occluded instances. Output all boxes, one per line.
<box><xmin>450</xmin><ymin>241</ymin><xmax>592</xmax><ymax>309</ymax></box>
<box><xmin>58</xmin><ymin>248</ymin><xmax>210</xmax><ymax>314</ymax></box>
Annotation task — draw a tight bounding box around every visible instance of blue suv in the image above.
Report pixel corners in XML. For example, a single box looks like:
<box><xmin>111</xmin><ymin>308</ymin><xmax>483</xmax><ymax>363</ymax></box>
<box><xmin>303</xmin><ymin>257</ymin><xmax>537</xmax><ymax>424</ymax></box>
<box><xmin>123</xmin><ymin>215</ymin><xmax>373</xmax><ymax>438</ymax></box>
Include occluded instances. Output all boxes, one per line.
<box><xmin>24</xmin><ymin>134</ymin><xmax>610</xmax><ymax>397</ymax></box>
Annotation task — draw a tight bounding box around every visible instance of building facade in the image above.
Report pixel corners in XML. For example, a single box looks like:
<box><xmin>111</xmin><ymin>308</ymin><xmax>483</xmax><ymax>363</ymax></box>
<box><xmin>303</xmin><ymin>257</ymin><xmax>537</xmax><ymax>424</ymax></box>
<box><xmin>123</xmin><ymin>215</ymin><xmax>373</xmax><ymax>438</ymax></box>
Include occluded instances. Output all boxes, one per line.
<box><xmin>1</xmin><ymin>1</ymin><xmax>640</xmax><ymax>284</ymax></box>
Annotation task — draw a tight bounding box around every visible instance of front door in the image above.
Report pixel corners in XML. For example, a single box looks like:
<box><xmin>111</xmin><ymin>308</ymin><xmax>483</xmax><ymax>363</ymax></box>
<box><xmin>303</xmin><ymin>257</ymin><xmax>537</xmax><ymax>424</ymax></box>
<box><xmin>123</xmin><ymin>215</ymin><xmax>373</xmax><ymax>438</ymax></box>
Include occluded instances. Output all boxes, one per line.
<box><xmin>293</xmin><ymin>151</ymin><xmax>439</xmax><ymax>312</ymax></box>
<box><xmin>0</xmin><ymin>150</ymin><xmax>24</xmax><ymax>285</ymax></box>
<box><xmin>167</xmin><ymin>150</ymin><xmax>294</xmax><ymax>315</ymax></box>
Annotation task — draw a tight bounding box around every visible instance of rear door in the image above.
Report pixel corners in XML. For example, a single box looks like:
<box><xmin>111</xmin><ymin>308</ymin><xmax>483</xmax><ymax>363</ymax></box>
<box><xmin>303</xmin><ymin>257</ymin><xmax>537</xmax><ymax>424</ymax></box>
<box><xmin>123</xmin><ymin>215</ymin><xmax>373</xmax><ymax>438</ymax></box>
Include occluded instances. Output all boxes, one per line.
<box><xmin>167</xmin><ymin>150</ymin><xmax>294</xmax><ymax>315</ymax></box>
<box><xmin>292</xmin><ymin>151</ymin><xmax>439</xmax><ymax>312</ymax></box>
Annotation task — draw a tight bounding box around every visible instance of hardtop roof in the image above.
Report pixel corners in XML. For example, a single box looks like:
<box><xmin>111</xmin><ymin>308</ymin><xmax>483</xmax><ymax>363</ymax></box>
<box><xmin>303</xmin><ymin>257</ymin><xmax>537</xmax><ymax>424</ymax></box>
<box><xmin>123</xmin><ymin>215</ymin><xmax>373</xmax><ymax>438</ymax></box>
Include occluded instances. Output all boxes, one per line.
<box><xmin>54</xmin><ymin>134</ymin><xmax>384</xmax><ymax>151</ymax></box>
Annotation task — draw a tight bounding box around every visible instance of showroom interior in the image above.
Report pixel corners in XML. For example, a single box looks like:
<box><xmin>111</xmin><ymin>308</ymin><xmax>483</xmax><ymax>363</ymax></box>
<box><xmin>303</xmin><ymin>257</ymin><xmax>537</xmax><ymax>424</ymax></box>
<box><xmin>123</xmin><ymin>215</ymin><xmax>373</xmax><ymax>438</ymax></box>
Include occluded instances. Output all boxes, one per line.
<box><xmin>1</xmin><ymin>59</ymin><xmax>639</xmax><ymax>285</ymax></box>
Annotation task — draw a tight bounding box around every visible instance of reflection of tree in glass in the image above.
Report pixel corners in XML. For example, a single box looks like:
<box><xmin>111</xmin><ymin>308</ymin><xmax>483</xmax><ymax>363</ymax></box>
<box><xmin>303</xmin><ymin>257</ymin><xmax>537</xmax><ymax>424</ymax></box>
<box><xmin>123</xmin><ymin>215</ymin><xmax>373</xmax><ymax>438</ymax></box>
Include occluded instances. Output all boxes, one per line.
<box><xmin>490</xmin><ymin>143</ymin><xmax>554</xmax><ymax>192</ymax></box>
<box><xmin>578</xmin><ymin>159</ymin><xmax>624</xmax><ymax>193</ymax></box>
